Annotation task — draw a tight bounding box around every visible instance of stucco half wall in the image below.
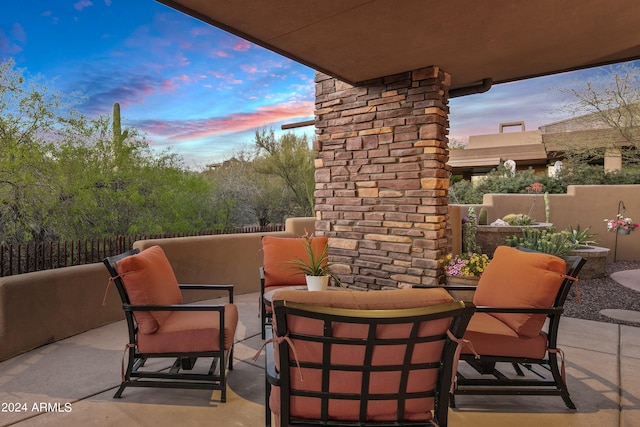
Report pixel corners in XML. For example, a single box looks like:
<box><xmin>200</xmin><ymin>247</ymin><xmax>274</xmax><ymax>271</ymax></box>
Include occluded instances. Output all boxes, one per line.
<box><xmin>449</xmin><ymin>185</ymin><xmax>640</xmax><ymax>262</ymax></box>
<box><xmin>0</xmin><ymin>217</ymin><xmax>315</xmax><ymax>362</ymax></box>
<box><xmin>133</xmin><ymin>217</ymin><xmax>316</xmax><ymax>295</ymax></box>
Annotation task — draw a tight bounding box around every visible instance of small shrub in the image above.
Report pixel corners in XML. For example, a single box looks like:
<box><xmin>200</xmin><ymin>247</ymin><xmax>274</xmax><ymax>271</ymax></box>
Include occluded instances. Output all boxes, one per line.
<box><xmin>502</xmin><ymin>214</ymin><xmax>533</xmax><ymax>226</ymax></box>
<box><xmin>505</xmin><ymin>227</ymin><xmax>577</xmax><ymax>256</ymax></box>
<box><xmin>564</xmin><ymin>224</ymin><xmax>598</xmax><ymax>246</ymax></box>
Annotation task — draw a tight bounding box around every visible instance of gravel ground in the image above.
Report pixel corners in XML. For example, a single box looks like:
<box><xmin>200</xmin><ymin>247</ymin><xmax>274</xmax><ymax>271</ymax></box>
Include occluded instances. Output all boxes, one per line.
<box><xmin>564</xmin><ymin>260</ymin><xmax>640</xmax><ymax>327</ymax></box>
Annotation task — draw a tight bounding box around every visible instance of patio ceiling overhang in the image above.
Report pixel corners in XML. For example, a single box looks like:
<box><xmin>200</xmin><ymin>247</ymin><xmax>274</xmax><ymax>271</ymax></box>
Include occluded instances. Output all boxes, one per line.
<box><xmin>157</xmin><ymin>0</ymin><xmax>640</xmax><ymax>96</ymax></box>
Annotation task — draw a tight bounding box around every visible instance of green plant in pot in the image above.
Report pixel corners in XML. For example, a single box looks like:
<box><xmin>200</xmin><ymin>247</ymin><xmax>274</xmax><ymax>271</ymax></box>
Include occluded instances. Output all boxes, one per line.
<box><xmin>505</xmin><ymin>227</ymin><xmax>577</xmax><ymax>256</ymax></box>
<box><xmin>285</xmin><ymin>233</ymin><xmax>339</xmax><ymax>291</ymax></box>
<box><xmin>564</xmin><ymin>224</ymin><xmax>597</xmax><ymax>248</ymax></box>
<box><xmin>502</xmin><ymin>213</ymin><xmax>533</xmax><ymax>226</ymax></box>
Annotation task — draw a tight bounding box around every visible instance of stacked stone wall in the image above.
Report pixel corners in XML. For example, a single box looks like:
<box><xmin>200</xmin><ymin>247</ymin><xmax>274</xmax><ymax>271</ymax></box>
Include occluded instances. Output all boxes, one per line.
<box><xmin>314</xmin><ymin>67</ymin><xmax>451</xmax><ymax>289</ymax></box>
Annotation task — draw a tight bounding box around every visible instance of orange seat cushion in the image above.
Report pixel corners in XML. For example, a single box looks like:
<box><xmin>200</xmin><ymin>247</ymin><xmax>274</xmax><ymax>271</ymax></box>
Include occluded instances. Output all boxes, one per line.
<box><xmin>262</xmin><ymin>236</ymin><xmax>328</xmax><ymax>289</ymax></box>
<box><xmin>137</xmin><ymin>305</ymin><xmax>238</xmax><ymax>354</ymax></box>
<box><xmin>473</xmin><ymin>246</ymin><xmax>566</xmax><ymax>337</ymax></box>
<box><xmin>269</xmin><ymin>288</ymin><xmax>455</xmax><ymax>422</ymax></box>
<box><xmin>462</xmin><ymin>312</ymin><xmax>548</xmax><ymax>358</ymax></box>
<box><xmin>116</xmin><ymin>246</ymin><xmax>182</xmax><ymax>334</ymax></box>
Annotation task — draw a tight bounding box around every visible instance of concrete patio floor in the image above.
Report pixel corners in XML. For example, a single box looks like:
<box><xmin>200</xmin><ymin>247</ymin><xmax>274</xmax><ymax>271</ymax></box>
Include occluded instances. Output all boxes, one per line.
<box><xmin>1</xmin><ymin>292</ymin><xmax>639</xmax><ymax>427</ymax></box>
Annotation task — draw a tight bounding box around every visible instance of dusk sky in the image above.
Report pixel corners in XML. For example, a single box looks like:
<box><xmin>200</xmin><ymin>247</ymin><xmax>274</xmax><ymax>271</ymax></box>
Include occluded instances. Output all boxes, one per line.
<box><xmin>2</xmin><ymin>1</ymin><xmax>637</xmax><ymax>169</ymax></box>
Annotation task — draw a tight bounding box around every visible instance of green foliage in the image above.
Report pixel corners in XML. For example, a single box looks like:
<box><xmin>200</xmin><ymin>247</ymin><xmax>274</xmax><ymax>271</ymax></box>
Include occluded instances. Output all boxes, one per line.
<box><xmin>253</xmin><ymin>128</ymin><xmax>315</xmax><ymax>217</ymax></box>
<box><xmin>557</xmin><ymin>160</ymin><xmax>640</xmax><ymax>185</ymax></box>
<box><xmin>478</xmin><ymin>207</ymin><xmax>488</xmax><ymax>225</ymax></box>
<box><xmin>564</xmin><ymin>224</ymin><xmax>598</xmax><ymax>246</ymax></box>
<box><xmin>505</xmin><ymin>227</ymin><xmax>577</xmax><ymax>256</ymax></box>
<box><xmin>0</xmin><ymin>59</ymin><xmax>221</xmax><ymax>242</ymax></box>
<box><xmin>449</xmin><ymin>165</ymin><xmax>567</xmax><ymax>204</ymax></box>
<box><xmin>462</xmin><ymin>207</ymin><xmax>478</xmax><ymax>253</ymax></box>
<box><xmin>449</xmin><ymin>156</ymin><xmax>640</xmax><ymax>205</ymax></box>
<box><xmin>502</xmin><ymin>213</ymin><xmax>533</xmax><ymax>226</ymax></box>
<box><xmin>283</xmin><ymin>233</ymin><xmax>341</xmax><ymax>285</ymax></box>
<box><xmin>449</xmin><ymin>179</ymin><xmax>483</xmax><ymax>204</ymax></box>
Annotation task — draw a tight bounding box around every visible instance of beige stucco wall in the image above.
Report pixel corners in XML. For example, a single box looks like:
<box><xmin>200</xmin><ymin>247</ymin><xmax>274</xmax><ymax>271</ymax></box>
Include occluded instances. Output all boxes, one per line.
<box><xmin>467</xmin><ymin>130</ymin><xmax>542</xmax><ymax>148</ymax></box>
<box><xmin>0</xmin><ymin>217</ymin><xmax>315</xmax><ymax>362</ymax></box>
<box><xmin>450</xmin><ymin>185</ymin><xmax>640</xmax><ymax>261</ymax></box>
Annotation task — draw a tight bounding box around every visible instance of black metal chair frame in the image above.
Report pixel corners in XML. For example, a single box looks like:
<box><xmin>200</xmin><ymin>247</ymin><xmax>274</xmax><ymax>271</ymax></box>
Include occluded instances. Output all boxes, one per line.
<box><xmin>104</xmin><ymin>248</ymin><xmax>235</xmax><ymax>400</ymax></box>
<box><xmin>265</xmin><ymin>299</ymin><xmax>476</xmax><ymax>427</ymax></box>
<box><xmin>444</xmin><ymin>254</ymin><xmax>586</xmax><ymax>409</ymax></box>
<box><xmin>259</xmin><ymin>266</ymin><xmax>270</xmax><ymax>339</ymax></box>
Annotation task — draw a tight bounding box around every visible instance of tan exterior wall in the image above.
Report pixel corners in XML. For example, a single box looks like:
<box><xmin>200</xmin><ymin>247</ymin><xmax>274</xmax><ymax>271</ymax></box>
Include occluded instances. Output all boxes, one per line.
<box><xmin>0</xmin><ymin>217</ymin><xmax>315</xmax><ymax>362</ymax></box>
<box><xmin>468</xmin><ymin>130</ymin><xmax>542</xmax><ymax>148</ymax></box>
<box><xmin>450</xmin><ymin>185</ymin><xmax>640</xmax><ymax>261</ymax></box>
<box><xmin>0</xmin><ymin>263</ymin><xmax>122</xmax><ymax>362</ymax></box>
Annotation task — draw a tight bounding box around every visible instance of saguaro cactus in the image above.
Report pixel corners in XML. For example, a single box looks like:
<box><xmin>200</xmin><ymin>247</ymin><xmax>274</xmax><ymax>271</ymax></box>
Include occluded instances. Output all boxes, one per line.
<box><xmin>112</xmin><ymin>102</ymin><xmax>129</xmax><ymax>166</ymax></box>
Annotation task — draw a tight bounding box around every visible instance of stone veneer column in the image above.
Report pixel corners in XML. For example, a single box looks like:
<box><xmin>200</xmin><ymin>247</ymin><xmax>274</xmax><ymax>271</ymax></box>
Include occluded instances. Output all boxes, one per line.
<box><xmin>313</xmin><ymin>67</ymin><xmax>452</xmax><ymax>289</ymax></box>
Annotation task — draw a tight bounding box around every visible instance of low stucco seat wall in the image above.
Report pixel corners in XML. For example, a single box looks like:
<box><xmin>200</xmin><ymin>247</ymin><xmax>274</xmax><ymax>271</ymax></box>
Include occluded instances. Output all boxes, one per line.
<box><xmin>0</xmin><ymin>217</ymin><xmax>315</xmax><ymax>362</ymax></box>
<box><xmin>0</xmin><ymin>263</ymin><xmax>123</xmax><ymax>361</ymax></box>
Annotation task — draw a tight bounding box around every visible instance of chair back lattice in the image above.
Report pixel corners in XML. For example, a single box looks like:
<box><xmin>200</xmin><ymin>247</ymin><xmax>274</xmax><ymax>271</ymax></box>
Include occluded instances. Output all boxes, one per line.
<box><xmin>271</xmin><ymin>300</ymin><xmax>475</xmax><ymax>427</ymax></box>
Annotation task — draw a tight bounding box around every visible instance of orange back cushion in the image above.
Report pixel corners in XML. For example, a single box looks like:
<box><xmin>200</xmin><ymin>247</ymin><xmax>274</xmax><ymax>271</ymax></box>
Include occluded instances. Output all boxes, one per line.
<box><xmin>262</xmin><ymin>236</ymin><xmax>328</xmax><ymax>289</ymax></box>
<box><xmin>473</xmin><ymin>246</ymin><xmax>566</xmax><ymax>337</ymax></box>
<box><xmin>117</xmin><ymin>246</ymin><xmax>182</xmax><ymax>334</ymax></box>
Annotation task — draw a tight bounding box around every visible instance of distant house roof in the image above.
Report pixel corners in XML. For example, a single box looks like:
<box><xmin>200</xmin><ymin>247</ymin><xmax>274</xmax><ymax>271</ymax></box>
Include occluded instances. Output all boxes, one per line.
<box><xmin>449</xmin><ymin>111</ymin><xmax>639</xmax><ymax>174</ymax></box>
<box><xmin>448</xmin><ymin>144</ymin><xmax>548</xmax><ymax>172</ymax></box>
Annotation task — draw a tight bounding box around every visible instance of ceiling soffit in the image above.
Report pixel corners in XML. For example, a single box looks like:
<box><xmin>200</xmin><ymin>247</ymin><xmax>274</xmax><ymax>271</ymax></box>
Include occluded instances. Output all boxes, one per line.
<box><xmin>157</xmin><ymin>0</ymin><xmax>640</xmax><ymax>93</ymax></box>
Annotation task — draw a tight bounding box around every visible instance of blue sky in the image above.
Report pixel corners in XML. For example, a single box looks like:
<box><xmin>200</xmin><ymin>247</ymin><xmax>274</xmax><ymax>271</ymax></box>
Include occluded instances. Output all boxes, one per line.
<box><xmin>1</xmin><ymin>0</ymin><xmax>635</xmax><ymax>168</ymax></box>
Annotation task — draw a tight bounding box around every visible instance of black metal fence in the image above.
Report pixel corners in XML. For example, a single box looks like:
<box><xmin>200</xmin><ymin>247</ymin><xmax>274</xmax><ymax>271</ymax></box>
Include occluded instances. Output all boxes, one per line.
<box><xmin>0</xmin><ymin>225</ymin><xmax>283</xmax><ymax>277</ymax></box>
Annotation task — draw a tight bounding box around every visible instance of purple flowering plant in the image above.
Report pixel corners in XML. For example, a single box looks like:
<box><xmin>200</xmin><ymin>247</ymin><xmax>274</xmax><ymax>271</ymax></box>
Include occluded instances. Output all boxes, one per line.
<box><xmin>441</xmin><ymin>252</ymin><xmax>491</xmax><ymax>278</ymax></box>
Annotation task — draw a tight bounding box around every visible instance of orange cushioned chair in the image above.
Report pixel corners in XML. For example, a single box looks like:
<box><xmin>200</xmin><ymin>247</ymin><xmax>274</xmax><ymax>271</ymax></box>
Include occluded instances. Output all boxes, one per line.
<box><xmin>264</xmin><ymin>288</ymin><xmax>475</xmax><ymax>427</ymax></box>
<box><xmin>451</xmin><ymin>245</ymin><xmax>586</xmax><ymax>409</ymax></box>
<box><xmin>260</xmin><ymin>235</ymin><xmax>329</xmax><ymax>339</ymax></box>
<box><xmin>104</xmin><ymin>246</ymin><xmax>237</xmax><ymax>401</ymax></box>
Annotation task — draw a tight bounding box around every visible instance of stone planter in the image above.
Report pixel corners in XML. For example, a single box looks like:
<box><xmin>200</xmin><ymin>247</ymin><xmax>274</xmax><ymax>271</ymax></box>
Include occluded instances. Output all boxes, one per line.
<box><xmin>476</xmin><ymin>222</ymin><xmax>553</xmax><ymax>257</ymax></box>
<box><xmin>445</xmin><ymin>274</ymin><xmax>480</xmax><ymax>301</ymax></box>
<box><xmin>566</xmin><ymin>245</ymin><xmax>610</xmax><ymax>279</ymax></box>
<box><xmin>617</xmin><ymin>228</ymin><xmax>631</xmax><ymax>235</ymax></box>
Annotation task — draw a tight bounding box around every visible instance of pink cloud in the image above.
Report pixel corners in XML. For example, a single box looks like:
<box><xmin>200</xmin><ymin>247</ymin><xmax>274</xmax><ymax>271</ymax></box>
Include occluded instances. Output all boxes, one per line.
<box><xmin>0</xmin><ymin>29</ymin><xmax>23</xmax><ymax>54</ymax></box>
<box><xmin>190</xmin><ymin>27</ymin><xmax>212</xmax><ymax>37</ymax></box>
<box><xmin>160</xmin><ymin>73</ymin><xmax>202</xmax><ymax>92</ymax></box>
<box><xmin>212</xmin><ymin>50</ymin><xmax>230</xmax><ymax>58</ymax></box>
<box><xmin>233</xmin><ymin>40</ymin><xmax>251</xmax><ymax>52</ymax></box>
<box><xmin>141</xmin><ymin>101</ymin><xmax>314</xmax><ymax>142</ymax></box>
<box><xmin>240</xmin><ymin>64</ymin><xmax>262</xmax><ymax>74</ymax></box>
<box><xmin>74</xmin><ymin>1</ymin><xmax>93</xmax><ymax>11</ymax></box>
<box><xmin>211</xmin><ymin>71</ymin><xmax>242</xmax><ymax>85</ymax></box>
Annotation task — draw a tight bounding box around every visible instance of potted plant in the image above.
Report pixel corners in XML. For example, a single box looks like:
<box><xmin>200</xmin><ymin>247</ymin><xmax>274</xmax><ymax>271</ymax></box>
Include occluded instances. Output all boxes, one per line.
<box><xmin>441</xmin><ymin>252</ymin><xmax>491</xmax><ymax>283</ymax></box>
<box><xmin>505</xmin><ymin>227</ymin><xmax>577</xmax><ymax>256</ymax></box>
<box><xmin>285</xmin><ymin>233</ymin><xmax>338</xmax><ymax>291</ymax></box>
<box><xmin>564</xmin><ymin>224</ymin><xmax>609</xmax><ymax>279</ymax></box>
<box><xmin>441</xmin><ymin>251</ymin><xmax>490</xmax><ymax>300</ymax></box>
<box><xmin>604</xmin><ymin>214</ymin><xmax>638</xmax><ymax>235</ymax></box>
<box><xmin>501</xmin><ymin>213</ymin><xmax>534</xmax><ymax>226</ymax></box>
<box><xmin>564</xmin><ymin>224</ymin><xmax>598</xmax><ymax>248</ymax></box>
